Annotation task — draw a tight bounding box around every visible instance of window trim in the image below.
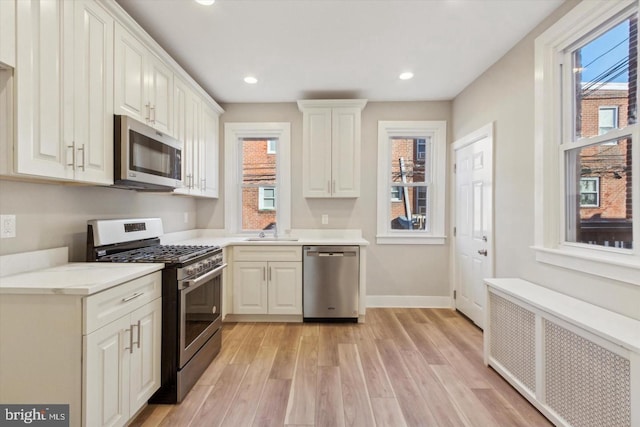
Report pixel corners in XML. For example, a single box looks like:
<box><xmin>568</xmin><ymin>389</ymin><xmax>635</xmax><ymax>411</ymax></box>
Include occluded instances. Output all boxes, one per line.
<box><xmin>377</xmin><ymin>121</ymin><xmax>447</xmax><ymax>245</ymax></box>
<box><xmin>258</xmin><ymin>186</ymin><xmax>276</xmax><ymax>211</ymax></box>
<box><xmin>579</xmin><ymin>177</ymin><xmax>600</xmax><ymax>208</ymax></box>
<box><xmin>533</xmin><ymin>0</ymin><xmax>640</xmax><ymax>286</ymax></box>
<box><xmin>224</xmin><ymin>122</ymin><xmax>291</xmax><ymax>235</ymax></box>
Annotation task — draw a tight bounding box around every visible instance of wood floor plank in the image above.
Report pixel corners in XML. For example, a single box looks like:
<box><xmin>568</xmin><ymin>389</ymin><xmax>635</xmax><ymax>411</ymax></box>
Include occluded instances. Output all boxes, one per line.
<box><xmin>230</xmin><ymin>323</ymin><xmax>269</xmax><ymax>365</ymax></box>
<box><xmin>315</xmin><ymin>366</ymin><xmax>345</xmax><ymax>427</ymax></box>
<box><xmin>158</xmin><ymin>385</ymin><xmax>211</xmax><ymax>427</ymax></box>
<box><xmin>197</xmin><ymin>332</ymin><xmax>248</xmax><ymax>386</ymax></box>
<box><xmin>221</xmin><ymin>345</ymin><xmax>278</xmax><ymax>426</ymax></box>
<box><xmin>430</xmin><ymin>364</ymin><xmax>500</xmax><ymax>427</ymax></box>
<box><xmin>422</xmin><ymin>322</ymin><xmax>491</xmax><ymax>389</ymax></box>
<box><xmin>472</xmin><ymin>388</ymin><xmax>535</xmax><ymax>427</ymax></box>
<box><xmin>375</xmin><ymin>339</ymin><xmax>438</xmax><ymax>427</ymax></box>
<box><xmin>318</xmin><ymin>324</ymin><xmax>339</xmax><ymax>367</ymax></box>
<box><xmin>252</xmin><ymin>379</ymin><xmax>292</xmax><ymax>427</ymax></box>
<box><xmin>397</xmin><ymin>314</ymin><xmax>448</xmax><ymax>365</ymax></box>
<box><xmin>190</xmin><ymin>363</ymin><xmax>249</xmax><ymax>427</ymax></box>
<box><xmin>128</xmin><ymin>404</ymin><xmax>172</xmax><ymax>427</ymax></box>
<box><xmin>353</xmin><ymin>331</ymin><xmax>395</xmax><ymax>398</ymax></box>
<box><xmin>262</xmin><ymin>322</ymin><xmax>287</xmax><ymax>346</ymax></box>
<box><xmin>269</xmin><ymin>324</ymin><xmax>303</xmax><ymax>380</ymax></box>
<box><xmin>370</xmin><ymin>397</ymin><xmax>408</xmax><ymax>427</ymax></box>
<box><xmin>400</xmin><ymin>349</ymin><xmax>467</xmax><ymax>427</ymax></box>
<box><xmin>338</xmin><ymin>343</ymin><xmax>376</xmax><ymax>427</ymax></box>
<box><xmin>284</xmin><ymin>335</ymin><xmax>318</xmax><ymax>425</ymax></box>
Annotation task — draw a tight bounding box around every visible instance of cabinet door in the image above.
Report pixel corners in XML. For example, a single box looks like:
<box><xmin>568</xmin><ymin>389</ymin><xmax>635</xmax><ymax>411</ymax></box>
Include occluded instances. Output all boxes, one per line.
<box><xmin>84</xmin><ymin>316</ymin><xmax>131</xmax><ymax>427</ymax></box>
<box><xmin>0</xmin><ymin>0</ymin><xmax>15</xmax><ymax>67</ymax></box>
<box><xmin>201</xmin><ymin>102</ymin><xmax>219</xmax><ymax>198</ymax></box>
<box><xmin>233</xmin><ymin>261</ymin><xmax>268</xmax><ymax>314</ymax></box>
<box><xmin>15</xmin><ymin>0</ymin><xmax>74</xmax><ymax>180</ymax></box>
<box><xmin>114</xmin><ymin>23</ymin><xmax>147</xmax><ymax>123</ymax></box>
<box><xmin>302</xmin><ymin>108</ymin><xmax>333</xmax><ymax>197</ymax></box>
<box><xmin>129</xmin><ymin>299</ymin><xmax>161</xmax><ymax>415</ymax></box>
<box><xmin>73</xmin><ymin>0</ymin><xmax>113</xmax><ymax>185</ymax></box>
<box><xmin>268</xmin><ymin>262</ymin><xmax>302</xmax><ymax>315</ymax></box>
<box><xmin>147</xmin><ymin>55</ymin><xmax>173</xmax><ymax>135</ymax></box>
<box><xmin>173</xmin><ymin>78</ymin><xmax>191</xmax><ymax>195</ymax></box>
<box><xmin>331</xmin><ymin>107</ymin><xmax>361</xmax><ymax>197</ymax></box>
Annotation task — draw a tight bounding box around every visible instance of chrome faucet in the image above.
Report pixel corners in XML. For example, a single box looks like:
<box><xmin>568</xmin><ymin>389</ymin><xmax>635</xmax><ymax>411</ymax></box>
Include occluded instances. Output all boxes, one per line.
<box><xmin>258</xmin><ymin>231</ymin><xmax>265</xmax><ymax>238</ymax></box>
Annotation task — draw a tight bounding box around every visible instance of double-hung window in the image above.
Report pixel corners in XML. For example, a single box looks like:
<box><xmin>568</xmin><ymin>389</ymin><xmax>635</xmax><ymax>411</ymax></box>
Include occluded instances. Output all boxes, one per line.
<box><xmin>534</xmin><ymin>0</ymin><xmax>640</xmax><ymax>284</ymax></box>
<box><xmin>224</xmin><ymin>123</ymin><xmax>291</xmax><ymax>235</ymax></box>
<box><xmin>377</xmin><ymin>121</ymin><xmax>446</xmax><ymax>244</ymax></box>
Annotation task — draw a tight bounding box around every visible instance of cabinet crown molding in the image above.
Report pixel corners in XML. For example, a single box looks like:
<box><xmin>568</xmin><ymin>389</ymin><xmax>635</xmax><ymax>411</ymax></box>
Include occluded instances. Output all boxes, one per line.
<box><xmin>297</xmin><ymin>99</ymin><xmax>368</xmax><ymax>111</ymax></box>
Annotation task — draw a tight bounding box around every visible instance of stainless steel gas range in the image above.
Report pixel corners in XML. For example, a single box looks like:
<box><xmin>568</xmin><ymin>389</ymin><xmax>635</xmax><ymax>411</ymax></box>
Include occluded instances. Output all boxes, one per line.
<box><xmin>87</xmin><ymin>218</ymin><xmax>225</xmax><ymax>403</ymax></box>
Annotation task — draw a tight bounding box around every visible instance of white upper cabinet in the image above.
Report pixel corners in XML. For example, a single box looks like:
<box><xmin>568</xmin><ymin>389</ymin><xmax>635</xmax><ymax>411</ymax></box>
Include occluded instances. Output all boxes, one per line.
<box><xmin>173</xmin><ymin>77</ymin><xmax>220</xmax><ymax>198</ymax></box>
<box><xmin>114</xmin><ymin>22</ymin><xmax>173</xmax><ymax>136</ymax></box>
<box><xmin>298</xmin><ymin>99</ymin><xmax>367</xmax><ymax>198</ymax></box>
<box><xmin>0</xmin><ymin>0</ymin><xmax>15</xmax><ymax>67</ymax></box>
<box><xmin>14</xmin><ymin>0</ymin><xmax>113</xmax><ymax>184</ymax></box>
<box><xmin>200</xmin><ymin>101</ymin><xmax>220</xmax><ymax>198</ymax></box>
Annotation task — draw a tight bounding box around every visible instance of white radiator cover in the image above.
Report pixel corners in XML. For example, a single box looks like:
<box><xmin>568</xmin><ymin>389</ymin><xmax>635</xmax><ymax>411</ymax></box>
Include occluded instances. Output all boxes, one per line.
<box><xmin>484</xmin><ymin>279</ymin><xmax>640</xmax><ymax>427</ymax></box>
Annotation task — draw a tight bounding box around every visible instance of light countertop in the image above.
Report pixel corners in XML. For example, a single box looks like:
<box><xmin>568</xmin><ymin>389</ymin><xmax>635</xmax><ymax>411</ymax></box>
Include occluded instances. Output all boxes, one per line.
<box><xmin>0</xmin><ymin>262</ymin><xmax>164</xmax><ymax>296</ymax></box>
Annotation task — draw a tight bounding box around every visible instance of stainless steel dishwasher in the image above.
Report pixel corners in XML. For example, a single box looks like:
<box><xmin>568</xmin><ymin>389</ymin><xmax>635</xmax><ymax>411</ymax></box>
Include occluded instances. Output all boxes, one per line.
<box><xmin>303</xmin><ymin>245</ymin><xmax>359</xmax><ymax>322</ymax></box>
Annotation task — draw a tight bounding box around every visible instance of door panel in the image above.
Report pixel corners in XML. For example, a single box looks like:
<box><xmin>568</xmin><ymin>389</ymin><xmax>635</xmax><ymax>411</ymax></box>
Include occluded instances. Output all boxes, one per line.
<box><xmin>453</xmin><ymin>125</ymin><xmax>493</xmax><ymax>328</ymax></box>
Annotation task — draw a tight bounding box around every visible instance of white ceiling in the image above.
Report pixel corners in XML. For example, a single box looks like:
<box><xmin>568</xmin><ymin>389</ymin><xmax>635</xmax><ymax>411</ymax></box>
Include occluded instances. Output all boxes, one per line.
<box><xmin>115</xmin><ymin>0</ymin><xmax>564</xmax><ymax>104</ymax></box>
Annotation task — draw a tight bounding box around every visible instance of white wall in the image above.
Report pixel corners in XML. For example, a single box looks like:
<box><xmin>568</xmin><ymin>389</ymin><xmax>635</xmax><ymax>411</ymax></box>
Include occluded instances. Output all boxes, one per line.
<box><xmin>452</xmin><ymin>0</ymin><xmax>640</xmax><ymax>320</ymax></box>
<box><xmin>0</xmin><ymin>179</ymin><xmax>198</xmax><ymax>261</ymax></box>
<box><xmin>198</xmin><ymin>100</ymin><xmax>453</xmax><ymax>299</ymax></box>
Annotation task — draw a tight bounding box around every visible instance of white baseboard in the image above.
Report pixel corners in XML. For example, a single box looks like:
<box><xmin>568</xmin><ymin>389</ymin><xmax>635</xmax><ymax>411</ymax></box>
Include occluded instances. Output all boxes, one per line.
<box><xmin>366</xmin><ymin>295</ymin><xmax>452</xmax><ymax>308</ymax></box>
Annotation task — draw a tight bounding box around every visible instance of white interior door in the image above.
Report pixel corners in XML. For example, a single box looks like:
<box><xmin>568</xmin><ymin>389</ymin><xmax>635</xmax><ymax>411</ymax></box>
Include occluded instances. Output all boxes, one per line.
<box><xmin>452</xmin><ymin>124</ymin><xmax>493</xmax><ymax>328</ymax></box>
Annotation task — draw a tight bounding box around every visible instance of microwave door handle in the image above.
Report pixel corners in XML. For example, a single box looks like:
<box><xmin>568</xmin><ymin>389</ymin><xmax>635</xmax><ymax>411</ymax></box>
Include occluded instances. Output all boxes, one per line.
<box><xmin>180</xmin><ymin>263</ymin><xmax>227</xmax><ymax>290</ymax></box>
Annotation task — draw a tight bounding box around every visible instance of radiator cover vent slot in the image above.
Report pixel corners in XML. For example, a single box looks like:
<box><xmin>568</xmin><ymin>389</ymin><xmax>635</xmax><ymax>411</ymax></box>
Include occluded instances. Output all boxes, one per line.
<box><xmin>489</xmin><ymin>293</ymin><xmax>536</xmax><ymax>393</ymax></box>
<box><xmin>544</xmin><ymin>320</ymin><xmax>631</xmax><ymax>427</ymax></box>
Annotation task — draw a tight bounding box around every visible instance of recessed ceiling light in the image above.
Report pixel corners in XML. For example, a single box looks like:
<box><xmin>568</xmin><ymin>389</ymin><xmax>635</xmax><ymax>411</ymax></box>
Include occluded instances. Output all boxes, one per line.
<box><xmin>244</xmin><ymin>76</ymin><xmax>258</xmax><ymax>84</ymax></box>
<box><xmin>195</xmin><ymin>0</ymin><xmax>215</xmax><ymax>5</ymax></box>
<box><xmin>399</xmin><ymin>72</ymin><xmax>414</xmax><ymax>80</ymax></box>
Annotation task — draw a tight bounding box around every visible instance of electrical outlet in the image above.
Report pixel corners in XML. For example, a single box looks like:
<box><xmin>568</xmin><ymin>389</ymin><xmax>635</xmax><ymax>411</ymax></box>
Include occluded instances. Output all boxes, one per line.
<box><xmin>321</xmin><ymin>214</ymin><xmax>329</xmax><ymax>225</ymax></box>
<box><xmin>1</xmin><ymin>215</ymin><xmax>16</xmax><ymax>239</ymax></box>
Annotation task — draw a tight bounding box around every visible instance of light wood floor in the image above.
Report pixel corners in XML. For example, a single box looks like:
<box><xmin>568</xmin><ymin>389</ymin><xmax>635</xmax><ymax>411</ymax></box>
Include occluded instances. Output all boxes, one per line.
<box><xmin>131</xmin><ymin>308</ymin><xmax>552</xmax><ymax>427</ymax></box>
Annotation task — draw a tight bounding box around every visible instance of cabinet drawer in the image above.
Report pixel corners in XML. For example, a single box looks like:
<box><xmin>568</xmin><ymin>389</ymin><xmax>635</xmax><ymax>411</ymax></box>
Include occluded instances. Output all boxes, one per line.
<box><xmin>233</xmin><ymin>246</ymin><xmax>302</xmax><ymax>262</ymax></box>
<box><xmin>83</xmin><ymin>272</ymin><xmax>161</xmax><ymax>335</ymax></box>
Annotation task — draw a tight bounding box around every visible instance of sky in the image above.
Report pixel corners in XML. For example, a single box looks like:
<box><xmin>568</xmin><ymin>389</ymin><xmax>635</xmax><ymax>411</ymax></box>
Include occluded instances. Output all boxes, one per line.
<box><xmin>580</xmin><ymin>20</ymin><xmax>631</xmax><ymax>84</ymax></box>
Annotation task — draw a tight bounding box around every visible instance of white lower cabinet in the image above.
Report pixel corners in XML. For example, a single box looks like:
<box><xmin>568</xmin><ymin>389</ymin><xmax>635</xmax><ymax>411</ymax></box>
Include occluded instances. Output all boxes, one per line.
<box><xmin>0</xmin><ymin>270</ymin><xmax>161</xmax><ymax>427</ymax></box>
<box><xmin>84</xmin><ymin>298</ymin><xmax>161</xmax><ymax>427</ymax></box>
<box><xmin>232</xmin><ymin>246</ymin><xmax>302</xmax><ymax>316</ymax></box>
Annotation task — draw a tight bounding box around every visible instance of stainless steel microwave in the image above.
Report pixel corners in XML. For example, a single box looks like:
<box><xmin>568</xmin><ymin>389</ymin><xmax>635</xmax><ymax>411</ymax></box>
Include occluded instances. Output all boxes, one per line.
<box><xmin>114</xmin><ymin>115</ymin><xmax>182</xmax><ymax>191</ymax></box>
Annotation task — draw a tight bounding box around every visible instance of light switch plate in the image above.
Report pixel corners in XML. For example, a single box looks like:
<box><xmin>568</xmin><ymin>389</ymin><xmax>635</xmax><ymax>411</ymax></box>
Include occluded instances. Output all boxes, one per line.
<box><xmin>1</xmin><ymin>215</ymin><xmax>16</xmax><ymax>238</ymax></box>
<box><xmin>321</xmin><ymin>214</ymin><xmax>329</xmax><ymax>225</ymax></box>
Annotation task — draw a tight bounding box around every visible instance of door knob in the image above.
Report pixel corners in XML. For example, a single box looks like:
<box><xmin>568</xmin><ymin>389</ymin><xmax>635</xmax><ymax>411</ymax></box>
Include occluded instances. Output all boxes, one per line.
<box><xmin>477</xmin><ymin>249</ymin><xmax>488</xmax><ymax>256</ymax></box>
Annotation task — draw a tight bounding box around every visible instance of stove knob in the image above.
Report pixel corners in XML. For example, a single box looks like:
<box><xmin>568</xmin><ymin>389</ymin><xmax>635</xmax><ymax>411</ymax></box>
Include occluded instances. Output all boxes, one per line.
<box><xmin>186</xmin><ymin>266</ymin><xmax>195</xmax><ymax>276</ymax></box>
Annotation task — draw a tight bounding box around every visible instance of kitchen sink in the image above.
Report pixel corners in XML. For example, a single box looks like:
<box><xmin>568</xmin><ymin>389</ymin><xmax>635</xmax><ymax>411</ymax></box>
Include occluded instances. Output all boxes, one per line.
<box><xmin>244</xmin><ymin>237</ymin><xmax>300</xmax><ymax>241</ymax></box>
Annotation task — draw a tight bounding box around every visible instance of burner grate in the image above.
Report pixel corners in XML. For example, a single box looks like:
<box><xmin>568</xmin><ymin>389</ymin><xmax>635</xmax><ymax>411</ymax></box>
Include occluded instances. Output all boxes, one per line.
<box><xmin>98</xmin><ymin>244</ymin><xmax>220</xmax><ymax>264</ymax></box>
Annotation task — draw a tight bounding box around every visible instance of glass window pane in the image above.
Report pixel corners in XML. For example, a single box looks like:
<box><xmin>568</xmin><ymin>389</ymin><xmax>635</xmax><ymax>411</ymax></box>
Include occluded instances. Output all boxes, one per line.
<box><xmin>389</xmin><ymin>186</ymin><xmax>428</xmax><ymax>231</ymax></box>
<box><xmin>573</xmin><ymin>17</ymin><xmax>637</xmax><ymax>139</ymax></box>
<box><xmin>242</xmin><ymin>138</ymin><xmax>276</xmax><ymax>185</ymax></box>
<box><xmin>565</xmin><ymin>136</ymin><xmax>633</xmax><ymax>248</ymax></box>
<box><xmin>390</xmin><ymin>138</ymin><xmax>430</xmax><ymax>183</ymax></box>
<box><xmin>242</xmin><ymin>187</ymin><xmax>276</xmax><ymax>229</ymax></box>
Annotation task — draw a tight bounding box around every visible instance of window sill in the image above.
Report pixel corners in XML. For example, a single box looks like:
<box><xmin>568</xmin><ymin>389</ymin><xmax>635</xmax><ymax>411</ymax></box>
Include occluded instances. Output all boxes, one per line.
<box><xmin>532</xmin><ymin>245</ymin><xmax>640</xmax><ymax>286</ymax></box>
<box><xmin>377</xmin><ymin>235</ymin><xmax>446</xmax><ymax>245</ymax></box>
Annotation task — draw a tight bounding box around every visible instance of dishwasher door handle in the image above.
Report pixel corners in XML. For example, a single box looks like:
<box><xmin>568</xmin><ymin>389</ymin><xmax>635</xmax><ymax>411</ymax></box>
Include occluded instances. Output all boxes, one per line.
<box><xmin>306</xmin><ymin>251</ymin><xmax>358</xmax><ymax>257</ymax></box>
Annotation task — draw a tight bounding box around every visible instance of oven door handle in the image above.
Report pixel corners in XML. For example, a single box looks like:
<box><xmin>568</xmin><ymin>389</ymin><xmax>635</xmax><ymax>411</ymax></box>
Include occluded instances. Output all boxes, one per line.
<box><xmin>180</xmin><ymin>263</ymin><xmax>227</xmax><ymax>290</ymax></box>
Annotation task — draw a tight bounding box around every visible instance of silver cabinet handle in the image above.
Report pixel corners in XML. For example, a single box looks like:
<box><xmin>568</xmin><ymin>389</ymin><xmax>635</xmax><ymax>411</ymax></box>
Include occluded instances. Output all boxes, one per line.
<box><xmin>67</xmin><ymin>142</ymin><xmax>76</xmax><ymax>167</ymax></box>
<box><xmin>122</xmin><ymin>292</ymin><xmax>143</xmax><ymax>302</ymax></box>
<box><xmin>332</xmin><ymin>180</ymin><xmax>336</xmax><ymax>194</ymax></box>
<box><xmin>145</xmin><ymin>103</ymin><xmax>151</xmax><ymax>122</ymax></box>
<box><xmin>268</xmin><ymin>266</ymin><xmax>272</xmax><ymax>281</ymax></box>
<box><xmin>202</xmin><ymin>178</ymin><xmax>206</xmax><ymax>190</ymax></box>
<box><xmin>263</xmin><ymin>266</ymin><xmax>266</xmax><ymax>281</ymax></box>
<box><xmin>478</xmin><ymin>249</ymin><xmax>488</xmax><ymax>256</ymax></box>
<box><xmin>133</xmin><ymin>320</ymin><xmax>141</xmax><ymax>349</ymax></box>
<box><xmin>150</xmin><ymin>105</ymin><xmax>156</xmax><ymax>124</ymax></box>
<box><xmin>77</xmin><ymin>144</ymin><xmax>85</xmax><ymax>171</ymax></box>
<box><xmin>124</xmin><ymin>327</ymin><xmax>134</xmax><ymax>354</ymax></box>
